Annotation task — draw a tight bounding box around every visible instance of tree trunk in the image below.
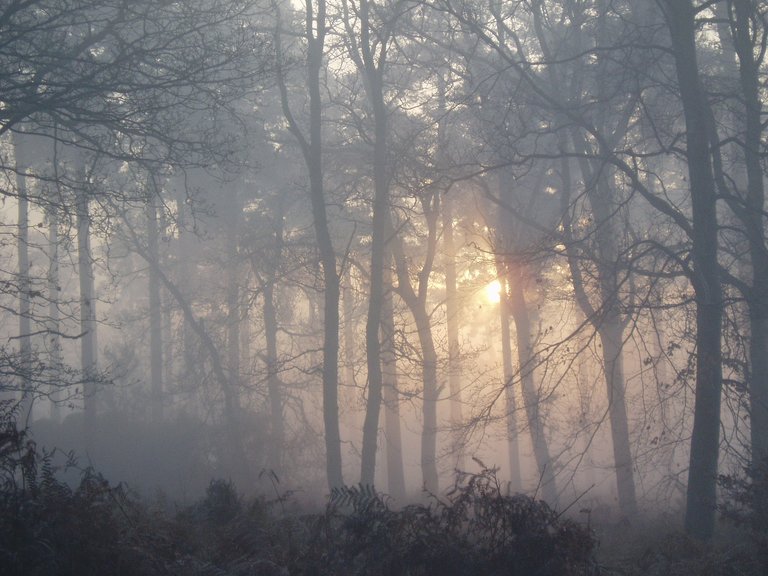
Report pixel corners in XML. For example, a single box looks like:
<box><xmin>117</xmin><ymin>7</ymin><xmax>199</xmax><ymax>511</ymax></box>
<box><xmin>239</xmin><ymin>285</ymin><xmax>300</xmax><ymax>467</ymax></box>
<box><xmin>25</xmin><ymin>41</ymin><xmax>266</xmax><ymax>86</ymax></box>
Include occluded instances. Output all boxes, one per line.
<box><xmin>343</xmin><ymin>274</ymin><xmax>356</xmax><ymax>405</ymax></box>
<box><xmin>275</xmin><ymin>0</ymin><xmax>343</xmax><ymax>490</ymax></box>
<box><xmin>146</xmin><ymin>178</ymin><xmax>163</xmax><ymax>423</ymax></box>
<box><xmin>438</xmin><ymin>70</ymin><xmax>464</xmax><ymax>471</ymax></box>
<box><xmin>443</xmin><ymin>191</ymin><xmax>464</xmax><ymax>470</ymax></box>
<box><xmin>662</xmin><ymin>0</ymin><xmax>724</xmax><ymax>540</ymax></box>
<box><xmin>730</xmin><ymin>0</ymin><xmax>768</xmax><ymax>469</ymax></box>
<box><xmin>507</xmin><ymin>263</ymin><xmax>558</xmax><ymax>505</ymax></box>
<box><xmin>15</xmin><ymin>138</ymin><xmax>32</xmax><ymax>425</ymax></box>
<box><xmin>565</xmin><ymin>132</ymin><xmax>639</xmax><ymax>518</ymax></box>
<box><xmin>76</xmin><ymin>165</ymin><xmax>98</xmax><ymax>439</ymax></box>
<box><xmin>382</xmin><ymin>267</ymin><xmax>406</xmax><ymax>501</ymax></box>
<box><xmin>173</xmin><ymin>183</ymin><xmax>201</xmax><ymax>408</ymax></box>
<box><xmin>263</xmin><ymin>277</ymin><xmax>283</xmax><ymax>475</ymax></box>
<box><xmin>597</xmin><ymin>320</ymin><xmax>637</xmax><ymax>517</ymax></box>
<box><xmin>47</xmin><ymin>200</ymin><xmax>62</xmax><ymax>422</ymax></box>
<box><xmin>498</xmin><ymin>272</ymin><xmax>522</xmax><ymax>492</ymax></box>
<box><xmin>224</xmin><ymin>188</ymin><xmax>246</xmax><ymax>481</ymax></box>
<box><xmin>390</xmin><ymin>198</ymin><xmax>441</xmax><ymax>494</ymax></box>
<box><xmin>139</xmin><ymin>231</ymin><xmax>250</xmax><ymax>483</ymax></box>
<box><xmin>263</xmin><ymin>202</ymin><xmax>285</xmax><ymax>475</ymax></box>
<box><xmin>158</xmin><ymin>203</ymin><xmax>174</xmax><ymax>405</ymax></box>
<box><xmin>360</xmin><ymin>36</ymin><xmax>389</xmax><ymax>488</ymax></box>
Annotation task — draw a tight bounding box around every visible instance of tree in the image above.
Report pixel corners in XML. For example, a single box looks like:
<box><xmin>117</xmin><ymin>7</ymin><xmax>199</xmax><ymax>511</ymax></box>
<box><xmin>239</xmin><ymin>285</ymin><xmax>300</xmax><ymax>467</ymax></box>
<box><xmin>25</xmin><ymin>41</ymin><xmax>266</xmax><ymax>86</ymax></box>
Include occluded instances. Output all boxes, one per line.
<box><xmin>75</xmin><ymin>156</ymin><xmax>99</xmax><ymax>438</ymax></box>
<box><xmin>657</xmin><ymin>0</ymin><xmax>724</xmax><ymax>539</ymax></box>
<box><xmin>1</xmin><ymin>0</ymin><xmax>269</xmax><ymax>431</ymax></box>
<box><xmin>146</xmin><ymin>174</ymin><xmax>164</xmax><ymax>423</ymax></box>
<box><xmin>275</xmin><ymin>0</ymin><xmax>345</xmax><ymax>490</ymax></box>
<box><xmin>721</xmin><ymin>0</ymin><xmax>768</xmax><ymax>474</ymax></box>
<box><xmin>13</xmin><ymin>133</ymin><xmax>33</xmax><ymax>424</ymax></box>
<box><xmin>338</xmin><ymin>0</ymin><xmax>398</xmax><ymax>488</ymax></box>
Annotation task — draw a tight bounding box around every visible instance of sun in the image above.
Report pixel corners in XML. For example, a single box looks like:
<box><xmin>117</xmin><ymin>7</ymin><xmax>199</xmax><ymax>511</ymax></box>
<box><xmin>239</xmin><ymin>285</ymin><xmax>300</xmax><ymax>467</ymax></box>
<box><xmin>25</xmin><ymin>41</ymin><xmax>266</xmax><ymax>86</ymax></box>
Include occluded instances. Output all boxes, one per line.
<box><xmin>484</xmin><ymin>279</ymin><xmax>502</xmax><ymax>304</ymax></box>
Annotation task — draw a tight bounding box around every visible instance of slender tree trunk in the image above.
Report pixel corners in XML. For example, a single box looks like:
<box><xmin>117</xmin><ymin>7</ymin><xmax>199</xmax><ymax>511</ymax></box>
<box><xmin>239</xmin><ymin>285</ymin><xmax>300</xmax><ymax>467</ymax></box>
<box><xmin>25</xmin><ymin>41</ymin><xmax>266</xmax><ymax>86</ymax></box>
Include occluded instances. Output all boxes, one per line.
<box><xmin>591</xmin><ymin>193</ymin><xmax>638</xmax><ymax>519</ymax></box>
<box><xmin>437</xmin><ymin>70</ymin><xmax>464</xmax><ymax>470</ymax></box>
<box><xmin>263</xmin><ymin>202</ymin><xmax>285</xmax><ymax>474</ymax></box>
<box><xmin>597</xmin><ymin>320</ymin><xmax>637</xmax><ymax>517</ymax></box>
<box><xmin>173</xmin><ymin>186</ymin><xmax>201</xmax><ymax>412</ymax></box>
<box><xmin>565</xmin><ymin>136</ymin><xmax>639</xmax><ymax>518</ymax></box>
<box><xmin>275</xmin><ymin>0</ymin><xmax>343</xmax><ymax>489</ymax></box>
<box><xmin>313</xmin><ymin>115</ymin><xmax>344</xmax><ymax>491</ymax></box>
<box><xmin>343</xmin><ymin>274</ymin><xmax>356</xmax><ymax>408</ymax></box>
<box><xmin>76</xmin><ymin>166</ymin><xmax>98</xmax><ymax>439</ymax></box>
<box><xmin>360</xmin><ymin>45</ymin><xmax>389</xmax><ymax>488</ymax></box>
<box><xmin>443</xmin><ymin>192</ymin><xmax>464</xmax><ymax>470</ymax></box>
<box><xmin>589</xmin><ymin>171</ymin><xmax>636</xmax><ymax>517</ymax></box>
<box><xmin>264</xmin><ymin>278</ymin><xmax>283</xmax><ymax>474</ymax></box>
<box><xmin>133</xmin><ymin>223</ymin><xmax>251</xmax><ymax>483</ymax></box>
<box><xmin>576</xmin><ymin>325</ymin><xmax>596</xmax><ymax>488</ymax></box>
<box><xmin>661</xmin><ymin>0</ymin><xmax>724</xmax><ymax>539</ymax></box>
<box><xmin>157</xmin><ymin>191</ymin><xmax>173</xmax><ymax>412</ymax></box>
<box><xmin>498</xmin><ymin>272</ymin><xmax>522</xmax><ymax>492</ymax></box>
<box><xmin>729</xmin><ymin>0</ymin><xmax>768</xmax><ymax>469</ymax></box>
<box><xmin>415</xmin><ymin>306</ymin><xmax>440</xmax><ymax>494</ymax></box>
<box><xmin>224</xmin><ymin>188</ymin><xmax>246</xmax><ymax>480</ymax></box>
<box><xmin>47</xmin><ymin>201</ymin><xmax>62</xmax><ymax>422</ymax></box>
<box><xmin>15</xmin><ymin>141</ymin><xmax>32</xmax><ymax>425</ymax></box>
<box><xmin>146</xmin><ymin>178</ymin><xmax>163</xmax><ymax>423</ymax></box>
<box><xmin>382</xmin><ymin>267</ymin><xmax>406</xmax><ymax>501</ymax></box>
<box><xmin>721</xmin><ymin>0</ymin><xmax>768</xmax><ymax>525</ymax></box>
<box><xmin>507</xmin><ymin>263</ymin><xmax>558</xmax><ymax>505</ymax></box>
<box><xmin>390</xmin><ymin>199</ymin><xmax>441</xmax><ymax>494</ymax></box>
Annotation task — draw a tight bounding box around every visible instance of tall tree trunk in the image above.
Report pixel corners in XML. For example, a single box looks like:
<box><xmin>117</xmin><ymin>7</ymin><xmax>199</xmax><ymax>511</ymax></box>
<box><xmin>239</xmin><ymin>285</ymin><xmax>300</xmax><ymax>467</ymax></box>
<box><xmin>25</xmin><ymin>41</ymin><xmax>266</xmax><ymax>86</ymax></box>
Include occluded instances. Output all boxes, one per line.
<box><xmin>507</xmin><ymin>263</ymin><xmax>558</xmax><ymax>505</ymax></box>
<box><xmin>719</xmin><ymin>0</ymin><xmax>768</xmax><ymax>525</ymax></box>
<box><xmin>173</xmin><ymin>185</ymin><xmax>201</xmax><ymax>411</ymax></box>
<box><xmin>438</xmin><ymin>69</ymin><xmax>464</xmax><ymax>470</ymax></box>
<box><xmin>276</xmin><ymin>0</ymin><xmax>343</xmax><ymax>489</ymax></box>
<box><xmin>729</xmin><ymin>0</ymin><xmax>768</xmax><ymax>471</ymax></box>
<box><xmin>343</xmin><ymin>274</ymin><xmax>357</xmax><ymax>410</ymax></box>
<box><xmin>15</xmin><ymin>138</ymin><xmax>32</xmax><ymax>425</ymax></box>
<box><xmin>382</xmin><ymin>267</ymin><xmax>406</xmax><ymax>501</ymax></box>
<box><xmin>390</xmin><ymin>196</ymin><xmax>441</xmax><ymax>494</ymax></box>
<box><xmin>146</xmin><ymin>177</ymin><xmax>163</xmax><ymax>423</ymax></box>
<box><xmin>359</xmin><ymin>9</ymin><xmax>390</xmax><ymax>486</ymax></box>
<box><xmin>158</xmin><ymin>202</ymin><xmax>174</xmax><ymax>405</ymax></box>
<box><xmin>224</xmin><ymin>188</ymin><xmax>245</xmax><ymax>480</ymax></box>
<box><xmin>263</xmin><ymin>201</ymin><xmax>285</xmax><ymax>475</ymax></box>
<box><xmin>591</xmin><ymin>182</ymin><xmax>638</xmax><ymax>519</ymax></box>
<box><xmin>409</xmin><ymin>298</ymin><xmax>439</xmax><ymax>494</ymax></box>
<box><xmin>564</xmin><ymin>138</ymin><xmax>639</xmax><ymax>518</ymax></box>
<box><xmin>263</xmin><ymin>279</ymin><xmax>283</xmax><ymax>474</ymax></box>
<box><xmin>47</xmin><ymin>200</ymin><xmax>62</xmax><ymax>422</ymax></box>
<box><xmin>443</xmin><ymin>191</ymin><xmax>464</xmax><ymax>470</ymax></box>
<box><xmin>596</xmin><ymin>319</ymin><xmax>636</xmax><ymax>517</ymax></box>
<box><xmin>76</xmin><ymin>165</ymin><xmax>98</xmax><ymax>439</ymax></box>
<box><xmin>661</xmin><ymin>0</ymin><xmax>724</xmax><ymax>540</ymax></box>
<box><xmin>498</xmin><ymin>271</ymin><xmax>522</xmax><ymax>492</ymax></box>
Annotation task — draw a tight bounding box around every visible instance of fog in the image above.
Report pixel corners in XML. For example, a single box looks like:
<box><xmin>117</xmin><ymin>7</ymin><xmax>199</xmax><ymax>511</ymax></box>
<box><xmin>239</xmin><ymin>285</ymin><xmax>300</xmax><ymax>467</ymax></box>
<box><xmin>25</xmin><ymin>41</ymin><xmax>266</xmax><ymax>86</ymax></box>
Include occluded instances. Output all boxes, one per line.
<box><xmin>1</xmin><ymin>0</ymin><xmax>766</xmax><ymax>554</ymax></box>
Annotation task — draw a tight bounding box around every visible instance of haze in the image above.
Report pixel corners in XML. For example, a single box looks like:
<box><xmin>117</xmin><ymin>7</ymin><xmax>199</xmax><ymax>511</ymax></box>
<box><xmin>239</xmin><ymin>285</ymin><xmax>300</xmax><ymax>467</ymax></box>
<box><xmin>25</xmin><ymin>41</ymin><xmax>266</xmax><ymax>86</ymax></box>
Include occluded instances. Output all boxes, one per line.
<box><xmin>2</xmin><ymin>0</ymin><xmax>766</xmax><ymax>548</ymax></box>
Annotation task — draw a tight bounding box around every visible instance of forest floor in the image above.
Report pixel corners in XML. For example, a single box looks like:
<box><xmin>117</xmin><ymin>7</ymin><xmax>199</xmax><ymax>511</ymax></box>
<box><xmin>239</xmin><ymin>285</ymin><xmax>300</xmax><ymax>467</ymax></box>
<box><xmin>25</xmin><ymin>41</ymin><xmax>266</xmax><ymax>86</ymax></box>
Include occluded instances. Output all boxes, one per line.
<box><xmin>3</xmin><ymin>413</ymin><xmax>767</xmax><ymax>576</ymax></box>
<box><xmin>593</xmin><ymin>518</ymin><xmax>765</xmax><ymax>575</ymax></box>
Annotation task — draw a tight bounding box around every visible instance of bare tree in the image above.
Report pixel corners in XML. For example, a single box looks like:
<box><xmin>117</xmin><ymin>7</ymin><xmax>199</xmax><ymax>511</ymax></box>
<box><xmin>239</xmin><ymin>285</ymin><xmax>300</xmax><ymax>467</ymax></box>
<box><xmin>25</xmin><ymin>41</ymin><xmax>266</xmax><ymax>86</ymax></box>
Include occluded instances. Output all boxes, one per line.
<box><xmin>275</xmin><ymin>0</ymin><xmax>344</xmax><ymax>489</ymax></box>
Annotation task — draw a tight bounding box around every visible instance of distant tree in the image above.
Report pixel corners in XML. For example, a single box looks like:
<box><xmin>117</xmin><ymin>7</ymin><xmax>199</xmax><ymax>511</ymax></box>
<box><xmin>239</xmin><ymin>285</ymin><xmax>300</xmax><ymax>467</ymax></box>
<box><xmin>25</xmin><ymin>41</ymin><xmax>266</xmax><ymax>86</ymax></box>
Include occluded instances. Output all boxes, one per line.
<box><xmin>1</xmin><ymin>0</ymin><xmax>269</xmax><ymax>429</ymax></box>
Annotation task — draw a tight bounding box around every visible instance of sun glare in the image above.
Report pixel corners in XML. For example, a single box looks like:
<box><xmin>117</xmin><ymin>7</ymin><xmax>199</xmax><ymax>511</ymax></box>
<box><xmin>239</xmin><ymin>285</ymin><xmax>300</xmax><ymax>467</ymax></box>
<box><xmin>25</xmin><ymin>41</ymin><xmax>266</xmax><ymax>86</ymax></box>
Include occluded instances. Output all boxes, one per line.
<box><xmin>485</xmin><ymin>279</ymin><xmax>502</xmax><ymax>304</ymax></box>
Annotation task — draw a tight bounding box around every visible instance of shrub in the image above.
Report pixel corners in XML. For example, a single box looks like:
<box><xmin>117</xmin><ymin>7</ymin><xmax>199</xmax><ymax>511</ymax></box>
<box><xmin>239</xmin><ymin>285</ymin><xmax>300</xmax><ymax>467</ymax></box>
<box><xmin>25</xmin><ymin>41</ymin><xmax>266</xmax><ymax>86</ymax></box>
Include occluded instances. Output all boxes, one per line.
<box><xmin>719</xmin><ymin>458</ymin><xmax>768</xmax><ymax>571</ymax></box>
<box><xmin>2</xmin><ymin>401</ymin><xmax>595</xmax><ymax>576</ymax></box>
<box><xmin>296</xmin><ymin>466</ymin><xmax>596</xmax><ymax>576</ymax></box>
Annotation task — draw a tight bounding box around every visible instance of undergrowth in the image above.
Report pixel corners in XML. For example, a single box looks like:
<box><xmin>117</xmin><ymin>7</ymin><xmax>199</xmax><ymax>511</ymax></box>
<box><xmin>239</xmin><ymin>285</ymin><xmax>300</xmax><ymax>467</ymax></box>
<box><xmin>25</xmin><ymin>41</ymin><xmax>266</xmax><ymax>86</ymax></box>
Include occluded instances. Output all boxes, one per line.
<box><xmin>2</xmin><ymin>404</ymin><xmax>596</xmax><ymax>575</ymax></box>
